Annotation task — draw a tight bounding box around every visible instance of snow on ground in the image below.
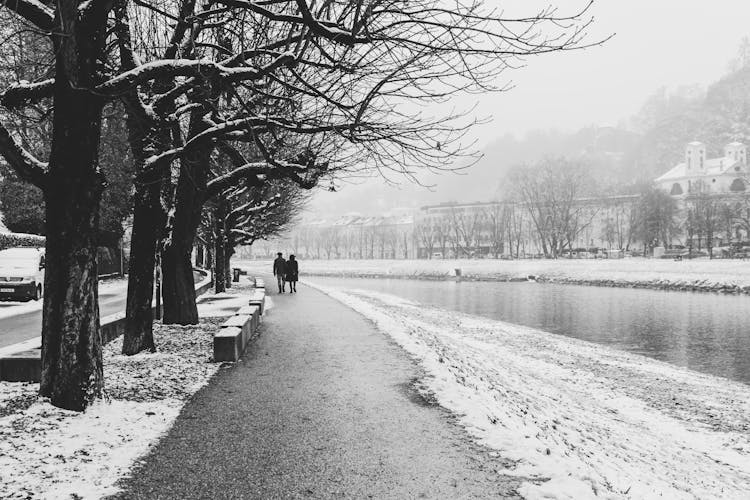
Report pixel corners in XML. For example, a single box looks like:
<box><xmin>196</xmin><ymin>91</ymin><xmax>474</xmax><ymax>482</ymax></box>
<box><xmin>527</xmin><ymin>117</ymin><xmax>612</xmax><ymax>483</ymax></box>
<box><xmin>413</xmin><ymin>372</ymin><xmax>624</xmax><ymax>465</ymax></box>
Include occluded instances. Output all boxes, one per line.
<box><xmin>239</xmin><ymin>258</ymin><xmax>750</xmax><ymax>293</ymax></box>
<box><xmin>196</xmin><ymin>290</ymin><xmax>249</xmax><ymax>317</ymax></box>
<box><xmin>307</xmin><ymin>281</ymin><xmax>750</xmax><ymax>500</ymax></box>
<box><xmin>0</xmin><ymin>282</ymin><xmax>254</xmax><ymax>499</ymax></box>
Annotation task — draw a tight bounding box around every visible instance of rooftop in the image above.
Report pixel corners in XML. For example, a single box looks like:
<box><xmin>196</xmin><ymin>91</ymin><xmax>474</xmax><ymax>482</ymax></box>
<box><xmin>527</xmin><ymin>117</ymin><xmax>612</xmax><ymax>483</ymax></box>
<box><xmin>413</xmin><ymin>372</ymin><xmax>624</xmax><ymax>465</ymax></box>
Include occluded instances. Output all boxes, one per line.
<box><xmin>655</xmin><ymin>156</ymin><xmax>744</xmax><ymax>182</ymax></box>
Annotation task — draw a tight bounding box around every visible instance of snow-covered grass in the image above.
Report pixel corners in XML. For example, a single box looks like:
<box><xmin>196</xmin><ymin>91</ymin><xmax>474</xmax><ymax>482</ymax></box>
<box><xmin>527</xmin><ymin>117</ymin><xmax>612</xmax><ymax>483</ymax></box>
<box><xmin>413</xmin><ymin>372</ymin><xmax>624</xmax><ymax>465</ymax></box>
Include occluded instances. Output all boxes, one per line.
<box><xmin>0</xmin><ymin>281</ymin><xmax>256</xmax><ymax>499</ymax></box>
<box><xmin>307</xmin><ymin>281</ymin><xmax>750</xmax><ymax>500</ymax></box>
<box><xmin>239</xmin><ymin>258</ymin><xmax>750</xmax><ymax>293</ymax></box>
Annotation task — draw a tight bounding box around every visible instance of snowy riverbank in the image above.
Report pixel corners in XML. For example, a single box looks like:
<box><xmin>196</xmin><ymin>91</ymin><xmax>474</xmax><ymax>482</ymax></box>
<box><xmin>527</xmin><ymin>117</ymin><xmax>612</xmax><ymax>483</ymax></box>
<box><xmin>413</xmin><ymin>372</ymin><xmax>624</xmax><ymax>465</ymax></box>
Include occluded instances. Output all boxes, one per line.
<box><xmin>308</xmin><ymin>280</ymin><xmax>750</xmax><ymax>499</ymax></box>
<box><xmin>240</xmin><ymin>258</ymin><xmax>750</xmax><ymax>294</ymax></box>
<box><xmin>0</xmin><ymin>288</ymin><xmax>252</xmax><ymax>499</ymax></box>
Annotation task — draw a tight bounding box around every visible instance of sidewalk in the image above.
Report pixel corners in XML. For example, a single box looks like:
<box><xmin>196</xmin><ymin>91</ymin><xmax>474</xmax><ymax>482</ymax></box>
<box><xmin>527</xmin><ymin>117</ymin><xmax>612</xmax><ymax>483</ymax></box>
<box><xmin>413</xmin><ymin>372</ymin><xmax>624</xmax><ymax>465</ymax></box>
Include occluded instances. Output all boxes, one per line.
<box><xmin>113</xmin><ymin>275</ymin><xmax>519</xmax><ymax>499</ymax></box>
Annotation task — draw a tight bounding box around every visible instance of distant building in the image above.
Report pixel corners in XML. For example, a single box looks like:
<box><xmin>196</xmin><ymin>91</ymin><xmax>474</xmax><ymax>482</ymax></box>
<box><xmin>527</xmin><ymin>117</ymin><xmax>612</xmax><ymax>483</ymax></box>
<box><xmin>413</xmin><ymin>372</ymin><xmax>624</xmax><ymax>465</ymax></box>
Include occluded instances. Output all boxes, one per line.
<box><xmin>652</xmin><ymin>140</ymin><xmax>750</xmax><ymax>250</ymax></box>
<box><xmin>655</xmin><ymin>141</ymin><xmax>748</xmax><ymax>196</ymax></box>
<box><xmin>257</xmin><ymin>140</ymin><xmax>750</xmax><ymax>260</ymax></box>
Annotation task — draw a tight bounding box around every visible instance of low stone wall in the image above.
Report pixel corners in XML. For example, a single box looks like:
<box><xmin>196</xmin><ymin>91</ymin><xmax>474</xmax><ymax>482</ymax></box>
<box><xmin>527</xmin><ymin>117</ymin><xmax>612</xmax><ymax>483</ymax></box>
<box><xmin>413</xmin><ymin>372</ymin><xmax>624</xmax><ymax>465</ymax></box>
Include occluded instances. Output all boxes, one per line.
<box><xmin>533</xmin><ymin>276</ymin><xmax>750</xmax><ymax>295</ymax></box>
<box><xmin>0</xmin><ymin>268</ymin><xmax>214</xmax><ymax>382</ymax></box>
<box><xmin>303</xmin><ymin>269</ymin><xmax>750</xmax><ymax>296</ymax></box>
<box><xmin>212</xmin><ymin>278</ymin><xmax>265</xmax><ymax>362</ymax></box>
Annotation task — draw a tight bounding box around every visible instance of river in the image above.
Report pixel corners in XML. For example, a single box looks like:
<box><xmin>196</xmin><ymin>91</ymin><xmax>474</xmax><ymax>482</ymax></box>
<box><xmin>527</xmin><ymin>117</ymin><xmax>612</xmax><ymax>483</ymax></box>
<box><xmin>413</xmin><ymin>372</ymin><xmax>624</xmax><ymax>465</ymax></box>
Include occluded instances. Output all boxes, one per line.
<box><xmin>307</xmin><ymin>276</ymin><xmax>750</xmax><ymax>385</ymax></box>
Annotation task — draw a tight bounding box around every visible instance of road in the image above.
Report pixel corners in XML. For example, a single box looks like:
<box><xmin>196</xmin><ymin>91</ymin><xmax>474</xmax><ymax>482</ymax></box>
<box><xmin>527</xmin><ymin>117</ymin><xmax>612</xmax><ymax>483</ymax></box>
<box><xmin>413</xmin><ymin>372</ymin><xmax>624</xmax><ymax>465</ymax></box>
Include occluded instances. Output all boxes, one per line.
<box><xmin>0</xmin><ymin>272</ymin><xmax>207</xmax><ymax>350</ymax></box>
<box><xmin>0</xmin><ymin>280</ymin><xmax>129</xmax><ymax>349</ymax></box>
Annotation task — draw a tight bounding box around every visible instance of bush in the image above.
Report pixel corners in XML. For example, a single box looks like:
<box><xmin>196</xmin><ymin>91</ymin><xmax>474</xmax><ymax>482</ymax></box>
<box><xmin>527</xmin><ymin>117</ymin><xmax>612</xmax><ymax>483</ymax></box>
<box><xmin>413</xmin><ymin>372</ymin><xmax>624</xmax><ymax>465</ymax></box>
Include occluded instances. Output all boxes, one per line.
<box><xmin>0</xmin><ymin>232</ymin><xmax>45</xmax><ymax>251</ymax></box>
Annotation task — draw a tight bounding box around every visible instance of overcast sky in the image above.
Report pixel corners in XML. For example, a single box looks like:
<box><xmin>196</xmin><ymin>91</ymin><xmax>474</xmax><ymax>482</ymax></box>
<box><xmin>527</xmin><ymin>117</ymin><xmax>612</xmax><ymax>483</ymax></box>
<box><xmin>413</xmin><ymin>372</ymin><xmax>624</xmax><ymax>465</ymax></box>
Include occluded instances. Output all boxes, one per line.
<box><xmin>463</xmin><ymin>0</ymin><xmax>750</xmax><ymax>146</ymax></box>
<box><xmin>308</xmin><ymin>1</ymin><xmax>750</xmax><ymax>215</ymax></box>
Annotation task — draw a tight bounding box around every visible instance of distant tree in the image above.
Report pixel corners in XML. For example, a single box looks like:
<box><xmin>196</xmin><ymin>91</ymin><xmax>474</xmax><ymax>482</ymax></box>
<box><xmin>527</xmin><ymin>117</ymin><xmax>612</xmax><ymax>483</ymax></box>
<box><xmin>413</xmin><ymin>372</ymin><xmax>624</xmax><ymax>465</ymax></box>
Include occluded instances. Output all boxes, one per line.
<box><xmin>449</xmin><ymin>207</ymin><xmax>482</xmax><ymax>258</ymax></box>
<box><xmin>718</xmin><ymin>201</ymin><xmax>742</xmax><ymax>247</ymax></box>
<box><xmin>506</xmin><ymin>203</ymin><xmax>526</xmax><ymax>258</ymax></box>
<box><xmin>510</xmin><ymin>158</ymin><xmax>597</xmax><ymax>258</ymax></box>
<box><xmin>483</xmin><ymin>204</ymin><xmax>511</xmax><ymax>258</ymax></box>
<box><xmin>319</xmin><ymin>227</ymin><xmax>341</xmax><ymax>260</ymax></box>
<box><xmin>685</xmin><ymin>185</ymin><xmax>720</xmax><ymax>257</ymax></box>
<box><xmin>634</xmin><ymin>187</ymin><xmax>678</xmax><ymax>253</ymax></box>
<box><xmin>415</xmin><ymin>221</ymin><xmax>437</xmax><ymax>259</ymax></box>
<box><xmin>400</xmin><ymin>228</ymin><xmax>412</xmax><ymax>259</ymax></box>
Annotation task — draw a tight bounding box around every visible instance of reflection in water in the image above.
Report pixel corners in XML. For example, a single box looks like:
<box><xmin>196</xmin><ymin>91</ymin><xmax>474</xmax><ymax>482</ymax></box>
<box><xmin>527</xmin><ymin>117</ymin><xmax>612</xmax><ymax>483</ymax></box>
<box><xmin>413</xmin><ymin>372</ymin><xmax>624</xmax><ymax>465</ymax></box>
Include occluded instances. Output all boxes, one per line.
<box><xmin>310</xmin><ymin>277</ymin><xmax>750</xmax><ymax>385</ymax></box>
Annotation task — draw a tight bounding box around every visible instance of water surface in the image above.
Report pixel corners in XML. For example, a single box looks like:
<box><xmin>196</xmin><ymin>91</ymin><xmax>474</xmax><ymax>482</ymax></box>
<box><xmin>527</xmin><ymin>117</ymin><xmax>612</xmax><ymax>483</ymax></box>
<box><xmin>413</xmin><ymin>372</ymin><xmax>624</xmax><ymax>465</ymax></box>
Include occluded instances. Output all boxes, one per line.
<box><xmin>308</xmin><ymin>277</ymin><xmax>750</xmax><ymax>385</ymax></box>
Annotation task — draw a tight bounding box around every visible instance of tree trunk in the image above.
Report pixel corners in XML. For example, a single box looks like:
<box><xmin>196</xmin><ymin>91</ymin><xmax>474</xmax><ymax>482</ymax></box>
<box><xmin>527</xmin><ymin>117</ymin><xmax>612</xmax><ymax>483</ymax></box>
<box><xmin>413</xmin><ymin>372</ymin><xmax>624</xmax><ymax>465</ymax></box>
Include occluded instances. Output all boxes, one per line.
<box><xmin>41</xmin><ymin>171</ymin><xmax>104</xmax><ymax>411</ymax></box>
<box><xmin>224</xmin><ymin>251</ymin><xmax>233</xmax><ymax>289</ymax></box>
<box><xmin>161</xmin><ymin>112</ymin><xmax>211</xmax><ymax>324</ymax></box>
<box><xmin>123</xmin><ymin>179</ymin><xmax>163</xmax><ymax>354</ymax></box>
<box><xmin>214</xmin><ymin>236</ymin><xmax>226</xmax><ymax>293</ymax></box>
<box><xmin>40</xmin><ymin>13</ymin><xmax>109</xmax><ymax>411</ymax></box>
<box><xmin>161</xmin><ymin>246</ymin><xmax>198</xmax><ymax>322</ymax></box>
<box><xmin>214</xmin><ymin>202</ymin><xmax>228</xmax><ymax>293</ymax></box>
<box><xmin>120</xmin><ymin>81</ymin><xmax>174</xmax><ymax>353</ymax></box>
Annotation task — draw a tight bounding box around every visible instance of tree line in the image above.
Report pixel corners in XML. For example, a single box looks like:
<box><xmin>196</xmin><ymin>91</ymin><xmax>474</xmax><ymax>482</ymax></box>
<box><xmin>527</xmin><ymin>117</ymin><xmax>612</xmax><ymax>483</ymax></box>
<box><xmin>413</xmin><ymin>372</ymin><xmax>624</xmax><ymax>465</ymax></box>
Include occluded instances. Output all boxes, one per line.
<box><xmin>288</xmin><ymin>159</ymin><xmax>750</xmax><ymax>261</ymax></box>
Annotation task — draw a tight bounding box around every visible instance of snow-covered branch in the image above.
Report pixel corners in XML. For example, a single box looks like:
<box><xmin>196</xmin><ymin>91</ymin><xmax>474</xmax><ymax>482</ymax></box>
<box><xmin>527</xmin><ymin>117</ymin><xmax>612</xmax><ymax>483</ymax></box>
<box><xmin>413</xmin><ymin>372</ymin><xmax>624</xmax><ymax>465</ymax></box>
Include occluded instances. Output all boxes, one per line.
<box><xmin>205</xmin><ymin>161</ymin><xmax>268</xmax><ymax>199</ymax></box>
<box><xmin>1</xmin><ymin>0</ymin><xmax>55</xmax><ymax>31</ymax></box>
<box><xmin>96</xmin><ymin>53</ymin><xmax>295</xmax><ymax>96</ymax></box>
<box><xmin>1</xmin><ymin>79</ymin><xmax>55</xmax><ymax>108</ymax></box>
<box><xmin>0</xmin><ymin>121</ymin><xmax>47</xmax><ymax>187</ymax></box>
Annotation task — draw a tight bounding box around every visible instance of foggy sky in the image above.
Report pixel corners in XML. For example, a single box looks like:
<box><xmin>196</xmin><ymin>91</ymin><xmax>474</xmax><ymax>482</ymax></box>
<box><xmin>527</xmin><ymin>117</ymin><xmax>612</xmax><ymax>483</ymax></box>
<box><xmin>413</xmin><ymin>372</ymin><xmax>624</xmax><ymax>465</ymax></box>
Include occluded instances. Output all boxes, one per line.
<box><xmin>477</xmin><ymin>0</ymin><xmax>750</xmax><ymax>143</ymax></box>
<box><xmin>308</xmin><ymin>1</ymin><xmax>750</xmax><ymax>217</ymax></box>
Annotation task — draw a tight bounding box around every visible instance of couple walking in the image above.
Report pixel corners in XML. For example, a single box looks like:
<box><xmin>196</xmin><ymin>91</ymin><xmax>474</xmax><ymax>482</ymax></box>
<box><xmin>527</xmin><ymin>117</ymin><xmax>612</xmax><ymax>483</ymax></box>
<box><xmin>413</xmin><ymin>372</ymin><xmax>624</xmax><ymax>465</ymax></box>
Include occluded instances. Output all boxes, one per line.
<box><xmin>273</xmin><ymin>252</ymin><xmax>299</xmax><ymax>293</ymax></box>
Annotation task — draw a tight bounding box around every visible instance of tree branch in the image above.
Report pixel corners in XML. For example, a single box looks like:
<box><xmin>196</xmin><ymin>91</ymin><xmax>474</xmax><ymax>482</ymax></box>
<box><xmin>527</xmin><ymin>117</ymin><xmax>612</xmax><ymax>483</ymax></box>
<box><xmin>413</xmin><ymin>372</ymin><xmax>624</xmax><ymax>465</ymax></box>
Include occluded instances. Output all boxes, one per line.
<box><xmin>0</xmin><ymin>121</ymin><xmax>47</xmax><ymax>187</ymax></box>
<box><xmin>1</xmin><ymin>0</ymin><xmax>55</xmax><ymax>31</ymax></box>
<box><xmin>1</xmin><ymin>79</ymin><xmax>55</xmax><ymax>108</ymax></box>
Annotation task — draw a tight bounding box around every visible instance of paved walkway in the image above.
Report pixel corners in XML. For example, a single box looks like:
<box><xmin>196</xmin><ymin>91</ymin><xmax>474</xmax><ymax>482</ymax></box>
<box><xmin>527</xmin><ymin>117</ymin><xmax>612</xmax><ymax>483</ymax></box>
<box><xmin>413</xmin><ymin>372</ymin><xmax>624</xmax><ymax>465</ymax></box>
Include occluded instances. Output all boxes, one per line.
<box><xmin>114</xmin><ymin>276</ymin><xmax>519</xmax><ymax>499</ymax></box>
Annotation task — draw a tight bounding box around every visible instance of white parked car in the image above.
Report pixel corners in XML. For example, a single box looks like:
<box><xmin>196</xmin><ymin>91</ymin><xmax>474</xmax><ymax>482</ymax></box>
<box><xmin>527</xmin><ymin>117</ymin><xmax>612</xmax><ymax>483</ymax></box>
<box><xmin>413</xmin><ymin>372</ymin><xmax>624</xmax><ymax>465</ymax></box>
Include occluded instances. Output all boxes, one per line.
<box><xmin>0</xmin><ymin>247</ymin><xmax>45</xmax><ymax>301</ymax></box>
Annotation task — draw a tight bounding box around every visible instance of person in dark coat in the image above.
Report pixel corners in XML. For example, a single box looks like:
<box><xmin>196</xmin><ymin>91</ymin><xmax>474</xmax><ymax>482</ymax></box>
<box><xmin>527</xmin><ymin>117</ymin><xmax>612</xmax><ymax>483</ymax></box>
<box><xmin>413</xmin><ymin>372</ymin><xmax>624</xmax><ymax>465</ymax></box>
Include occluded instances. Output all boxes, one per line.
<box><xmin>286</xmin><ymin>255</ymin><xmax>299</xmax><ymax>293</ymax></box>
<box><xmin>273</xmin><ymin>252</ymin><xmax>287</xmax><ymax>293</ymax></box>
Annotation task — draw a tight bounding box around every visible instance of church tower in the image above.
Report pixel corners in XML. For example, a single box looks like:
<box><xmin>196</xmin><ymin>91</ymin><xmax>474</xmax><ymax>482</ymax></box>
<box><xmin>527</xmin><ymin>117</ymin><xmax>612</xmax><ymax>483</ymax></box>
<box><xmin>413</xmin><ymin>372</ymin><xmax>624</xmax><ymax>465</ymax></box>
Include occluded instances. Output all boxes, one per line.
<box><xmin>724</xmin><ymin>142</ymin><xmax>747</xmax><ymax>165</ymax></box>
<box><xmin>685</xmin><ymin>141</ymin><xmax>706</xmax><ymax>172</ymax></box>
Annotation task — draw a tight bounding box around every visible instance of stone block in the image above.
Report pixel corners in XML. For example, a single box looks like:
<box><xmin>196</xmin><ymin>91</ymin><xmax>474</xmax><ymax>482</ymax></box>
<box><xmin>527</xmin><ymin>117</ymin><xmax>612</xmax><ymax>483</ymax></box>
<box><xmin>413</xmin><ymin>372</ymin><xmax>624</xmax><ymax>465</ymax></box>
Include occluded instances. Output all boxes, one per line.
<box><xmin>249</xmin><ymin>294</ymin><xmax>265</xmax><ymax>315</ymax></box>
<box><xmin>235</xmin><ymin>305</ymin><xmax>256</xmax><ymax>316</ymax></box>
<box><xmin>0</xmin><ymin>349</ymin><xmax>41</xmax><ymax>382</ymax></box>
<box><xmin>222</xmin><ymin>315</ymin><xmax>252</xmax><ymax>344</ymax></box>
<box><xmin>213</xmin><ymin>326</ymin><xmax>243</xmax><ymax>362</ymax></box>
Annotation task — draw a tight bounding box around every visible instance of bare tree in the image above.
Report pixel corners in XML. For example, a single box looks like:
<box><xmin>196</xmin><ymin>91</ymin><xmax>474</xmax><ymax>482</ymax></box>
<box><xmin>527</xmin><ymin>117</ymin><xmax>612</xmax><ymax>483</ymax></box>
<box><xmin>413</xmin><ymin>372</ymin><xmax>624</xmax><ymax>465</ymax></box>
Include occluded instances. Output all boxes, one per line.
<box><xmin>686</xmin><ymin>186</ymin><xmax>720</xmax><ymax>258</ymax></box>
<box><xmin>201</xmin><ymin>181</ymin><xmax>307</xmax><ymax>292</ymax></box>
<box><xmin>415</xmin><ymin>221</ymin><xmax>437</xmax><ymax>259</ymax></box>
<box><xmin>634</xmin><ymin>186</ymin><xmax>679</xmax><ymax>254</ymax></box>
<box><xmin>448</xmin><ymin>207</ymin><xmax>482</xmax><ymax>257</ymax></box>
<box><xmin>510</xmin><ymin>159</ymin><xmax>596</xmax><ymax>258</ymax></box>
<box><xmin>0</xmin><ymin>0</ymin><xmax>598</xmax><ymax>407</ymax></box>
<box><xmin>484</xmin><ymin>203</ymin><xmax>511</xmax><ymax>258</ymax></box>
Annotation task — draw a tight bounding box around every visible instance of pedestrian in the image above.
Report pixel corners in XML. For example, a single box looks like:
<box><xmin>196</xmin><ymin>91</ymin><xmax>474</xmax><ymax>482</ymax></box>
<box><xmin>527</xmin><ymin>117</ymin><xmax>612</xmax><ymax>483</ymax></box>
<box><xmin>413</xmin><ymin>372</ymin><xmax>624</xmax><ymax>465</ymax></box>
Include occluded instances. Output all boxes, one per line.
<box><xmin>273</xmin><ymin>252</ymin><xmax>287</xmax><ymax>293</ymax></box>
<box><xmin>286</xmin><ymin>255</ymin><xmax>299</xmax><ymax>293</ymax></box>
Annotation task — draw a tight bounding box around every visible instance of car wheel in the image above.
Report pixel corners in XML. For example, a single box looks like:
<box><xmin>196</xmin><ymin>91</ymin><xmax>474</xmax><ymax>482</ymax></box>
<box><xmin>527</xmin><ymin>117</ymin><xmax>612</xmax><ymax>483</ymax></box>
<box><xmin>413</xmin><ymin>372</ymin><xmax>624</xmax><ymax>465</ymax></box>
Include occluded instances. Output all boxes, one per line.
<box><xmin>33</xmin><ymin>285</ymin><xmax>41</xmax><ymax>301</ymax></box>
